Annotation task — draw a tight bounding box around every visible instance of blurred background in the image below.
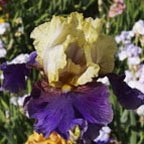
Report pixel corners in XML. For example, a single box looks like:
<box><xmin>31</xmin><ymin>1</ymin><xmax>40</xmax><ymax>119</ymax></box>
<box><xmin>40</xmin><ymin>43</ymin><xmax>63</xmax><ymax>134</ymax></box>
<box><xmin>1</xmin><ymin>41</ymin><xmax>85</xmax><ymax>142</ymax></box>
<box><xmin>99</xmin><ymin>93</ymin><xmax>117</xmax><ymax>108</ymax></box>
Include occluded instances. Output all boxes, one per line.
<box><xmin>0</xmin><ymin>0</ymin><xmax>144</xmax><ymax>143</ymax></box>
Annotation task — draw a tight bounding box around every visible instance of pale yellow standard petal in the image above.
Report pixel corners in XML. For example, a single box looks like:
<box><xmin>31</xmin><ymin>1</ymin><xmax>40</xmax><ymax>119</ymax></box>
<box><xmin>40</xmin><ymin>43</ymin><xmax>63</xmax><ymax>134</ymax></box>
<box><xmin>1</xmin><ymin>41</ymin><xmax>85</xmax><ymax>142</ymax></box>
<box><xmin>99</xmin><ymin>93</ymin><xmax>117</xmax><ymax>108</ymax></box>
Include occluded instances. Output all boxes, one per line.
<box><xmin>91</xmin><ymin>35</ymin><xmax>116</xmax><ymax>74</ymax></box>
<box><xmin>43</xmin><ymin>44</ymin><xmax>67</xmax><ymax>85</ymax></box>
<box><xmin>30</xmin><ymin>22</ymin><xmax>50</xmax><ymax>64</ymax></box>
<box><xmin>76</xmin><ymin>64</ymin><xmax>100</xmax><ymax>85</ymax></box>
<box><xmin>30</xmin><ymin>16</ymin><xmax>70</xmax><ymax>64</ymax></box>
<box><xmin>83</xmin><ymin>17</ymin><xmax>103</xmax><ymax>43</ymax></box>
<box><xmin>31</xmin><ymin>12</ymin><xmax>116</xmax><ymax>87</ymax></box>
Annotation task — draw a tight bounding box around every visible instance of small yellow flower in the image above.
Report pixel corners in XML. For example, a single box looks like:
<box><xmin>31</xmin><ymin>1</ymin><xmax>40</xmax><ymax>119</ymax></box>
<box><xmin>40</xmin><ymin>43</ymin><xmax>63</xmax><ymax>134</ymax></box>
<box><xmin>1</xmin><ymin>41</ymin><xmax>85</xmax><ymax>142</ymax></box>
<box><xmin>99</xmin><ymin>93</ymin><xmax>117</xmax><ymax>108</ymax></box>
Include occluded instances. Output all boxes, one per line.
<box><xmin>31</xmin><ymin>12</ymin><xmax>116</xmax><ymax>87</ymax></box>
<box><xmin>0</xmin><ymin>18</ymin><xmax>5</xmax><ymax>23</ymax></box>
<box><xmin>25</xmin><ymin>131</ymin><xmax>72</xmax><ymax>144</ymax></box>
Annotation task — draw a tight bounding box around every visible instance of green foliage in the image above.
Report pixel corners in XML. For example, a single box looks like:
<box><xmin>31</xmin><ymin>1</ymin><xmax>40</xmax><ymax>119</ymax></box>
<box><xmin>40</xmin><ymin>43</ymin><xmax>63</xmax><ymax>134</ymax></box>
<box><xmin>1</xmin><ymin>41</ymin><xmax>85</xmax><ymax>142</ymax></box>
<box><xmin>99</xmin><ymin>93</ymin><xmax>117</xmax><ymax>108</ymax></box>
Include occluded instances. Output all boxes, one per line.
<box><xmin>0</xmin><ymin>93</ymin><xmax>33</xmax><ymax>144</ymax></box>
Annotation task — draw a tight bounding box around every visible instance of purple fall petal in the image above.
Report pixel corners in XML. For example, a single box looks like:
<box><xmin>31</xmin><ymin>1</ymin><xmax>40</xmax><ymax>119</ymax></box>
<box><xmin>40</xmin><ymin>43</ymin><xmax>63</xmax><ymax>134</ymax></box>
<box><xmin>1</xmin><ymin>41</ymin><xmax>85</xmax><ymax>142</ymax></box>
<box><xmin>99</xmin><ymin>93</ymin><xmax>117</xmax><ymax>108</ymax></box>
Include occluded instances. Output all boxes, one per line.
<box><xmin>27</xmin><ymin>82</ymin><xmax>75</xmax><ymax>138</ymax></box>
<box><xmin>107</xmin><ymin>73</ymin><xmax>144</xmax><ymax>109</ymax></box>
<box><xmin>0</xmin><ymin>51</ymin><xmax>37</xmax><ymax>93</ymax></box>
<box><xmin>25</xmin><ymin>81</ymin><xmax>113</xmax><ymax>140</ymax></box>
<box><xmin>73</xmin><ymin>84</ymin><xmax>113</xmax><ymax>125</ymax></box>
<box><xmin>83</xmin><ymin>124</ymin><xmax>104</xmax><ymax>144</ymax></box>
<box><xmin>0</xmin><ymin>63</ymin><xmax>29</xmax><ymax>93</ymax></box>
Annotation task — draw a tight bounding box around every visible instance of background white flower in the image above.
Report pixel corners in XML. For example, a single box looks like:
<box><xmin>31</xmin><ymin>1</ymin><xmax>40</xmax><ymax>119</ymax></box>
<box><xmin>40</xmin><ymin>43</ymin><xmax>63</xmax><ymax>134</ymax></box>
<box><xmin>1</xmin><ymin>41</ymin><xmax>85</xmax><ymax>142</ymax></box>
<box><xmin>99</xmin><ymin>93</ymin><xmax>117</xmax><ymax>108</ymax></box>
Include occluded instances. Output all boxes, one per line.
<box><xmin>0</xmin><ymin>22</ymin><xmax>10</xmax><ymax>35</ymax></box>
<box><xmin>0</xmin><ymin>40</ymin><xmax>6</xmax><ymax>58</ymax></box>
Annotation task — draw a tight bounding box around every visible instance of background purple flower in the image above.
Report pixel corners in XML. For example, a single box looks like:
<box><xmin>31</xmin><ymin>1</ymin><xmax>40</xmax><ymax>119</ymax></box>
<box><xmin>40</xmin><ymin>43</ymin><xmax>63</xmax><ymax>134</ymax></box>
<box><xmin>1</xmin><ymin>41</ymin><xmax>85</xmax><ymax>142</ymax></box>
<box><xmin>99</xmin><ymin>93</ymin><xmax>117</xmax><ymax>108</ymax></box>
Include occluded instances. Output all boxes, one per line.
<box><xmin>118</xmin><ymin>44</ymin><xmax>142</xmax><ymax>66</ymax></box>
<box><xmin>108</xmin><ymin>73</ymin><xmax>144</xmax><ymax>109</ymax></box>
<box><xmin>115</xmin><ymin>31</ymin><xmax>133</xmax><ymax>45</ymax></box>
<box><xmin>0</xmin><ymin>63</ymin><xmax>29</xmax><ymax>93</ymax></box>
<box><xmin>0</xmin><ymin>51</ymin><xmax>37</xmax><ymax>93</ymax></box>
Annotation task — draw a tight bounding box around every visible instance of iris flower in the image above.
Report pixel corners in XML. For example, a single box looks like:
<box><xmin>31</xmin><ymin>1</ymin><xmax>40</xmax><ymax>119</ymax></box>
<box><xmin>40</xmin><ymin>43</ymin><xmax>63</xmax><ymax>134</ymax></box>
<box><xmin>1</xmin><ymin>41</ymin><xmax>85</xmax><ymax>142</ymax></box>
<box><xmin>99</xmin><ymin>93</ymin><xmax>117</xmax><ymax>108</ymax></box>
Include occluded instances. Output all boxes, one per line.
<box><xmin>0</xmin><ymin>51</ymin><xmax>37</xmax><ymax>93</ymax></box>
<box><xmin>1</xmin><ymin>12</ymin><xmax>144</xmax><ymax>143</ymax></box>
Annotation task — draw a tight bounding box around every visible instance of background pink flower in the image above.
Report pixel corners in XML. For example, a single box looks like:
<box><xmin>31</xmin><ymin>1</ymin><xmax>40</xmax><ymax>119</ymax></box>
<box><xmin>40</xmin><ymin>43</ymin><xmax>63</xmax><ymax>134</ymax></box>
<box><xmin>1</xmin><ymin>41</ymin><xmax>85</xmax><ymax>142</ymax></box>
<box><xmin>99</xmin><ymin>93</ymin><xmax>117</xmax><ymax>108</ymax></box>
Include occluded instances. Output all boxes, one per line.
<box><xmin>108</xmin><ymin>0</ymin><xmax>126</xmax><ymax>18</ymax></box>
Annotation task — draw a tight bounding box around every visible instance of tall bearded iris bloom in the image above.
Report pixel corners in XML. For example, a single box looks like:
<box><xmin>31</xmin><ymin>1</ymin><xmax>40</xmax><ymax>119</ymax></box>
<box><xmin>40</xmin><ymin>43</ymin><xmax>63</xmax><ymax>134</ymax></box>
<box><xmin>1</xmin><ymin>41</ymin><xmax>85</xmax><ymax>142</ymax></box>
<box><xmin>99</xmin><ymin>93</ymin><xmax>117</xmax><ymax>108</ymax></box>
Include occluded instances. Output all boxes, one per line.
<box><xmin>27</xmin><ymin>12</ymin><xmax>115</xmax><ymax>142</ymax></box>
<box><xmin>1</xmin><ymin>12</ymin><xmax>144</xmax><ymax>143</ymax></box>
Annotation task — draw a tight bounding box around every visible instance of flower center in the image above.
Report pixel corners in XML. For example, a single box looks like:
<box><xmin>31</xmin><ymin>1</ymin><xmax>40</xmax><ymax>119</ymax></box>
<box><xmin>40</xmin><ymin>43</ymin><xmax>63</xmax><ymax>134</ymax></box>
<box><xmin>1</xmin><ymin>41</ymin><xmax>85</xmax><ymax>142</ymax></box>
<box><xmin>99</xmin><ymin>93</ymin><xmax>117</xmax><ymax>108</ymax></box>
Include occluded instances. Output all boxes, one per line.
<box><xmin>62</xmin><ymin>84</ymin><xmax>72</xmax><ymax>93</ymax></box>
